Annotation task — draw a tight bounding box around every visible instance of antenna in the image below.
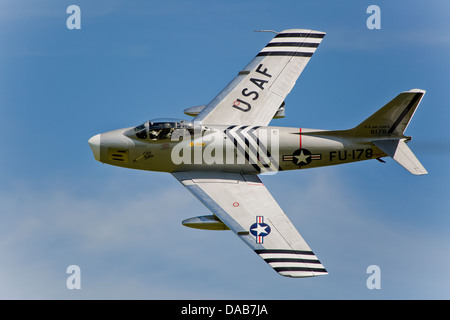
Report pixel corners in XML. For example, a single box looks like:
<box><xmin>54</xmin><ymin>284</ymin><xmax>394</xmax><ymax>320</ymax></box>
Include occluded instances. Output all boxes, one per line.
<box><xmin>254</xmin><ymin>30</ymin><xmax>279</xmax><ymax>34</ymax></box>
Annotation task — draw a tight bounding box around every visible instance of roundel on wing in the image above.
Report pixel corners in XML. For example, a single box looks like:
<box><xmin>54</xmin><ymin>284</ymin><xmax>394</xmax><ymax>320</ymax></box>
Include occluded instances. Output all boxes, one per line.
<box><xmin>250</xmin><ymin>216</ymin><xmax>271</xmax><ymax>244</ymax></box>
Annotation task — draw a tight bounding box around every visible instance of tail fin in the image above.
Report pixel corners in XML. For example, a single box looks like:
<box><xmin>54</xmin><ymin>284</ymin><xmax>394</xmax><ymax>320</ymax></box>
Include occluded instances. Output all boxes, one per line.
<box><xmin>352</xmin><ymin>89</ymin><xmax>427</xmax><ymax>175</ymax></box>
<box><xmin>353</xmin><ymin>89</ymin><xmax>425</xmax><ymax>136</ymax></box>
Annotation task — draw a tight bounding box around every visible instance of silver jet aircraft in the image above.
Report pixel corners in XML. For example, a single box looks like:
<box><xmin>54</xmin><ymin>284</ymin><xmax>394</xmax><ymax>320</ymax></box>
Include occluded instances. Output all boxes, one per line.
<box><xmin>89</xmin><ymin>29</ymin><xmax>427</xmax><ymax>277</ymax></box>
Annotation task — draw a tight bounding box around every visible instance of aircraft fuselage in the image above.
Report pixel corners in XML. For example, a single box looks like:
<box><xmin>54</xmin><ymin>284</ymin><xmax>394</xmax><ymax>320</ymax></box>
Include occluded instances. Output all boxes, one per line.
<box><xmin>89</xmin><ymin>123</ymin><xmax>386</xmax><ymax>174</ymax></box>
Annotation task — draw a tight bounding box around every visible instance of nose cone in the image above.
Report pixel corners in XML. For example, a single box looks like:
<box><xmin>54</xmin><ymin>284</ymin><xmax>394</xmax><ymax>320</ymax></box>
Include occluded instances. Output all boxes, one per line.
<box><xmin>88</xmin><ymin>134</ymin><xmax>101</xmax><ymax>161</ymax></box>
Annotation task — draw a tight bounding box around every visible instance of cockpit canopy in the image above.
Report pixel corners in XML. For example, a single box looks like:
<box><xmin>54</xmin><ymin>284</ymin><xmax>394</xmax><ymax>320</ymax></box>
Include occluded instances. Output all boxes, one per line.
<box><xmin>132</xmin><ymin>118</ymin><xmax>194</xmax><ymax>141</ymax></box>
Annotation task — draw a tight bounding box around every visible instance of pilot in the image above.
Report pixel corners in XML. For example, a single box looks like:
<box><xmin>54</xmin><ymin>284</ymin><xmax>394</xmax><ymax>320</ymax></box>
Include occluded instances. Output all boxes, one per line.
<box><xmin>149</xmin><ymin>129</ymin><xmax>160</xmax><ymax>140</ymax></box>
<box><xmin>157</xmin><ymin>126</ymin><xmax>172</xmax><ymax>140</ymax></box>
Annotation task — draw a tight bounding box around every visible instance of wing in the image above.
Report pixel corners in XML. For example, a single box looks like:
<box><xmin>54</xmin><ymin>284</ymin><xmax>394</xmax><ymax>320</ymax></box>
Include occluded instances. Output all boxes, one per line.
<box><xmin>194</xmin><ymin>29</ymin><xmax>325</xmax><ymax>126</ymax></box>
<box><xmin>172</xmin><ymin>171</ymin><xmax>327</xmax><ymax>278</ymax></box>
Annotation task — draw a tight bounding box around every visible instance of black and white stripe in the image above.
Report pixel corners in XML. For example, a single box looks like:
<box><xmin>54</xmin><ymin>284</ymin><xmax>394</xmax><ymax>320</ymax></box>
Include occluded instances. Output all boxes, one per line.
<box><xmin>387</xmin><ymin>92</ymin><xmax>423</xmax><ymax>134</ymax></box>
<box><xmin>224</xmin><ymin>126</ymin><xmax>280</xmax><ymax>173</ymax></box>
<box><xmin>266</xmin><ymin>42</ymin><xmax>319</xmax><ymax>48</ymax></box>
<box><xmin>255</xmin><ymin>249</ymin><xmax>328</xmax><ymax>277</ymax></box>
<box><xmin>274</xmin><ymin>32</ymin><xmax>326</xmax><ymax>38</ymax></box>
<box><xmin>257</xmin><ymin>31</ymin><xmax>325</xmax><ymax>58</ymax></box>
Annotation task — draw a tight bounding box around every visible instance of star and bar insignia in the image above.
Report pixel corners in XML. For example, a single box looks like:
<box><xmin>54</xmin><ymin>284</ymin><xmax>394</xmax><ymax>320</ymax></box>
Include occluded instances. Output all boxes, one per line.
<box><xmin>283</xmin><ymin>148</ymin><xmax>321</xmax><ymax>166</ymax></box>
<box><xmin>250</xmin><ymin>216</ymin><xmax>271</xmax><ymax>244</ymax></box>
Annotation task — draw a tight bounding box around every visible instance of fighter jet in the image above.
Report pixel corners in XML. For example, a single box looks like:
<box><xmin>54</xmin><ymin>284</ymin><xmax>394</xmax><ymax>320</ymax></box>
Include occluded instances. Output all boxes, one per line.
<box><xmin>88</xmin><ymin>29</ymin><xmax>427</xmax><ymax>277</ymax></box>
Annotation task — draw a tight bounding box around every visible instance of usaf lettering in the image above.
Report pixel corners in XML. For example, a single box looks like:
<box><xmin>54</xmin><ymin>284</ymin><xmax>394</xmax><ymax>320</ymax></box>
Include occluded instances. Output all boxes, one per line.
<box><xmin>233</xmin><ymin>63</ymin><xmax>272</xmax><ymax>112</ymax></box>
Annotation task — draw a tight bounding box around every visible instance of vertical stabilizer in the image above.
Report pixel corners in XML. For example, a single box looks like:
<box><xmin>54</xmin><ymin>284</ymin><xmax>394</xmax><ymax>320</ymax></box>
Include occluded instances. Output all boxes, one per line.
<box><xmin>352</xmin><ymin>89</ymin><xmax>427</xmax><ymax>175</ymax></box>
<box><xmin>353</xmin><ymin>89</ymin><xmax>425</xmax><ymax>137</ymax></box>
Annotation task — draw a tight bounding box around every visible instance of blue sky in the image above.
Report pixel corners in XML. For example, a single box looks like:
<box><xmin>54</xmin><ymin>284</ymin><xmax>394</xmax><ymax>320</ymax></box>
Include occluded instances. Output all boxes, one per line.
<box><xmin>0</xmin><ymin>0</ymin><xmax>449</xmax><ymax>299</ymax></box>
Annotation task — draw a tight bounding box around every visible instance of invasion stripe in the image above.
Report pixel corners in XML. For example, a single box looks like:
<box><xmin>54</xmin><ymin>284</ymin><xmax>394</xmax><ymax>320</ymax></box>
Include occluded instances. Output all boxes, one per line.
<box><xmin>269</xmin><ymin>263</ymin><xmax>323</xmax><ymax>270</ymax></box>
<box><xmin>242</xmin><ymin>127</ymin><xmax>273</xmax><ymax>170</ymax></box>
<box><xmin>275</xmin><ymin>266</ymin><xmax>328</xmax><ymax>273</ymax></box>
<box><xmin>269</xmin><ymin>37</ymin><xmax>323</xmax><ymax>44</ymax></box>
<box><xmin>266</xmin><ymin>42</ymin><xmax>319</xmax><ymax>48</ymax></box>
<box><xmin>235</xmin><ymin>126</ymin><xmax>264</xmax><ymax>170</ymax></box>
<box><xmin>225</xmin><ymin>126</ymin><xmax>261</xmax><ymax>173</ymax></box>
<box><xmin>225</xmin><ymin>126</ymin><xmax>250</xmax><ymax>161</ymax></box>
<box><xmin>260</xmin><ymin>47</ymin><xmax>316</xmax><ymax>53</ymax></box>
<box><xmin>275</xmin><ymin>32</ymin><xmax>325</xmax><ymax>39</ymax></box>
<box><xmin>257</xmin><ymin>51</ymin><xmax>313</xmax><ymax>57</ymax></box>
<box><xmin>243</xmin><ymin>126</ymin><xmax>261</xmax><ymax>160</ymax></box>
<box><xmin>234</xmin><ymin>126</ymin><xmax>256</xmax><ymax>162</ymax></box>
<box><xmin>256</xmin><ymin>51</ymin><xmax>313</xmax><ymax>57</ymax></box>
<box><xmin>246</xmin><ymin>126</ymin><xmax>281</xmax><ymax>171</ymax></box>
<box><xmin>264</xmin><ymin>258</ymin><xmax>322</xmax><ymax>264</ymax></box>
<box><xmin>231</xmin><ymin>126</ymin><xmax>280</xmax><ymax>172</ymax></box>
<box><xmin>255</xmin><ymin>249</ymin><xmax>315</xmax><ymax>255</ymax></box>
<box><xmin>259</xmin><ymin>254</ymin><xmax>317</xmax><ymax>261</ymax></box>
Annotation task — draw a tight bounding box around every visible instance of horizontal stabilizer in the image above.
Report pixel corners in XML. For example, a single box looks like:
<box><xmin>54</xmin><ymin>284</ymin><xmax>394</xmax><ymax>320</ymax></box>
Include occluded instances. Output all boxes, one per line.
<box><xmin>372</xmin><ymin>139</ymin><xmax>427</xmax><ymax>175</ymax></box>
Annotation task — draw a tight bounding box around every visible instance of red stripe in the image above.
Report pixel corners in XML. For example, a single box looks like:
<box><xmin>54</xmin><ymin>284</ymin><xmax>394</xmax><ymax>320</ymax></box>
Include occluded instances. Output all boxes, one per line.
<box><xmin>299</xmin><ymin>128</ymin><xmax>302</xmax><ymax>168</ymax></box>
<box><xmin>299</xmin><ymin>128</ymin><xmax>302</xmax><ymax>149</ymax></box>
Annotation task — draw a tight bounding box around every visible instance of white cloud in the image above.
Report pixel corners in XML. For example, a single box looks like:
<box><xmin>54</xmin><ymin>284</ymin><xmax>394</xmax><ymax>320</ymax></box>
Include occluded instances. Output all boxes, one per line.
<box><xmin>0</xmin><ymin>174</ymin><xmax>196</xmax><ymax>299</ymax></box>
<box><xmin>262</xmin><ymin>168</ymin><xmax>450</xmax><ymax>298</ymax></box>
<box><xmin>0</xmin><ymin>167</ymin><xmax>448</xmax><ymax>299</ymax></box>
